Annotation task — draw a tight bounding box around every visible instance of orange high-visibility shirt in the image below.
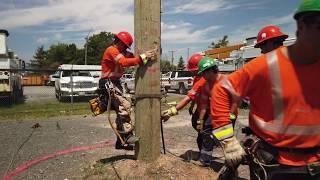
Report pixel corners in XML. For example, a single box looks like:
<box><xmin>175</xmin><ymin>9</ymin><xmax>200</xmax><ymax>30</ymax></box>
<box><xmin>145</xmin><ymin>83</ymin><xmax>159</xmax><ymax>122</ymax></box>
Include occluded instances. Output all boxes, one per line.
<box><xmin>197</xmin><ymin>75</ymin><xmax>224</xmax><ymax>111</ymax></box>
<box><xmin>211</xmin><ymin>47</ymin><xmax>320</xmax><ymax>166</ymax></box>
<box><xmin>187</xmin><ymin>76</ymin><xmax>207</xmax><ymax>101</ymax></box>
<box><xmin>101</xmin><ymin>46</ymin><xmax>141</xmax><ymax>80</ymax></box>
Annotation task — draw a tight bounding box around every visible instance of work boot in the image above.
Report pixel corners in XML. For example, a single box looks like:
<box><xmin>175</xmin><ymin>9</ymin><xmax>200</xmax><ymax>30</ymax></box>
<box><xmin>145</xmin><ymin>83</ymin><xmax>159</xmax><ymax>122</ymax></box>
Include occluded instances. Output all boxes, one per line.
<box><xmin>115</xmin><ymin>140</ymin><xmax>134</xmax><ymax>150</ymax></box>
<box><xmin>126</xmin><ymin>135</ymin><xmax>139</xmax><ymax>144</ymax></box>
<box><xmin>199</xmin><ymin>153</ymin><xmax>213</xmax><ymax>167</ymax></box>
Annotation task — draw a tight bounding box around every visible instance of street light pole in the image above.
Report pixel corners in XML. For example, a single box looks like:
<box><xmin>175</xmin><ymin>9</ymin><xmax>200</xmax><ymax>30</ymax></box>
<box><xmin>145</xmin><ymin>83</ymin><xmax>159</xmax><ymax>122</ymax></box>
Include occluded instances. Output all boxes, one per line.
<box><xmin>84</xmin><ymin>37</ymin><xmax>88</xmax><ymax>65</ymax></box>
<box><xmin>84</xmin><ymin>30</ymin><xmax>92</xmax><ymax>65</ymax></box>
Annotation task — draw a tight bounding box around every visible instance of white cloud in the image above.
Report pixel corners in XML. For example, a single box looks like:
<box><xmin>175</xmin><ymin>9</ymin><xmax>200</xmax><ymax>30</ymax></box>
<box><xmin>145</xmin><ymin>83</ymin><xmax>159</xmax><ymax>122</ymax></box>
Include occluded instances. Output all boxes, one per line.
<box><xmin>162</xmin><ymin>21</ymin><xmax>222</xmax><ymax>44</ymax></box>
<box><xmin>271</xmin><ymin>14</ymin><xmax>294</xmax><ymax>26</ymax></box>
<box><xmin>35</xmin><ymin>33</ymin><xmax>63</xmax><ymax>44</ymax></box>
<box><xmin>165</xmin><ymin>0</ymin><xmax>266</xmax><ymax>15</ymax></box>
<box><xmin>0</xmin><ymin>0</ymin><xmax>134</xmax><ymax>34</ymax></box>
<box><xmin>36</xmin><ymin>37</ymin><xmax>49</xmax><ymax>44</ymax></box>
<box><xmin>227</xmin><ymin>13</ymin><xmax>296</xmax><ymax>44</ymax></box>
<box><xmin>166</xmin><ymin>0</ymin><xmax>237</xmax><ymax>14</ymax></box>
<box><xmin>54</xmin><ymin>33</ymin><xmax>62</xmax><ymax>40</ymax></box>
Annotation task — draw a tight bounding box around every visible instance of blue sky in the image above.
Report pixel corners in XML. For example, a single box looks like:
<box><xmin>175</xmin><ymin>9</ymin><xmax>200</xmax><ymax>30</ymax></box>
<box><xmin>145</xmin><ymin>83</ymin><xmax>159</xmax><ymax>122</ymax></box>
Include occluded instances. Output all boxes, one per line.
<box><xmin>0</xmin><ymin>0</ymin><xmax>301</xmax><ymax>64</ymax></box>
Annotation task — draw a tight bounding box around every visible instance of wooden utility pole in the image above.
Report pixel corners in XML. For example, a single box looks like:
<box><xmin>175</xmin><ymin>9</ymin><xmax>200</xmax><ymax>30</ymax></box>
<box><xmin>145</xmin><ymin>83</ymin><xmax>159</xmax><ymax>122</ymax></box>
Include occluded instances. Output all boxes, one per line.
<box><xmin>134</xmin><ymin>0</ymin><xmax>161</xmax><ymax>161</ymax></box>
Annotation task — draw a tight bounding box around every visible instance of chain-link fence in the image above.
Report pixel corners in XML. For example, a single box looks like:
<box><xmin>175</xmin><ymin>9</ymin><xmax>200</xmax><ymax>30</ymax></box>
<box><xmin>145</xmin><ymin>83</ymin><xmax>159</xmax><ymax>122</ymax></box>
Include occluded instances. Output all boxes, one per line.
<box><xmin>0</xmin><ymin>68</ymin><xmax>102</xmax><ymax>120</ymax></box>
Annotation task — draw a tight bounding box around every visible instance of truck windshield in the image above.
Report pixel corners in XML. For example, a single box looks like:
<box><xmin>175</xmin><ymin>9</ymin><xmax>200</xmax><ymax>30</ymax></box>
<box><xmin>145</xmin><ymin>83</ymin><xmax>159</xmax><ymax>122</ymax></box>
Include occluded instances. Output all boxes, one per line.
<box><xmin>177</xmin><ymin>71</ymin><xmax>193</xmax><ymax>77</ymax></box>
<box><xmin>62</xmin><ymin>71</ymin><xmax>91</xmax><ymax>77</ymax></box>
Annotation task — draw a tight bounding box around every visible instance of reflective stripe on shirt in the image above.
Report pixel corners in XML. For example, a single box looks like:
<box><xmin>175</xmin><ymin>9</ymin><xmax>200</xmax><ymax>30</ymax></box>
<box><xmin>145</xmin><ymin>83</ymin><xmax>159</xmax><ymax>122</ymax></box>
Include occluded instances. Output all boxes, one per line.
<box><xmin>253</xmin><ymin>50</ymin><xmax>320</xmax><ymax>135</ymax></box>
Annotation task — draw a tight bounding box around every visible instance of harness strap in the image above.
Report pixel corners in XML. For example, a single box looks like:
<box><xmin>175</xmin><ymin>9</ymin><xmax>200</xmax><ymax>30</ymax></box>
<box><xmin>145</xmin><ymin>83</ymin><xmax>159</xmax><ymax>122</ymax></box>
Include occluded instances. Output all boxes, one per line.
<box><xmin>242</xmin><ymin>127</ymin><xmax>320</xmax><ymax>154</ymax></box>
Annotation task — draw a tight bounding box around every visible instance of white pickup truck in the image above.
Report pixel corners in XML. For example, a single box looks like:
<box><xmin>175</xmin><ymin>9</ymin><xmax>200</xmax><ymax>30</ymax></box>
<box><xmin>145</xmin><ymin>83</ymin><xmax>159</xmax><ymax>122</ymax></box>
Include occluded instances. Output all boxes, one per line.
<box><xmin>162</xmin><ymin>71</ymin><xmax>194</xmax><ymax>94</ymax></box>
<box><xmin>54</xmin><ymin>64</ymin><xmax>101</xmax><ymax>101</ymax></box>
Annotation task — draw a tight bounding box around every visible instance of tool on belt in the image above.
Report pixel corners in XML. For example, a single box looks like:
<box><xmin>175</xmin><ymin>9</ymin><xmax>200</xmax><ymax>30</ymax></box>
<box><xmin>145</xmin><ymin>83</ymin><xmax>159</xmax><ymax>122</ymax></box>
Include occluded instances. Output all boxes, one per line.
<box><xmin>218</xmin><ymin>127</ymin><xmax>320</xmax><ymax>180</ymax></box>
<box><xmin>89</xmin><ymin>80</ymin><xmax>133</xmax><ymax>145</ymax></box>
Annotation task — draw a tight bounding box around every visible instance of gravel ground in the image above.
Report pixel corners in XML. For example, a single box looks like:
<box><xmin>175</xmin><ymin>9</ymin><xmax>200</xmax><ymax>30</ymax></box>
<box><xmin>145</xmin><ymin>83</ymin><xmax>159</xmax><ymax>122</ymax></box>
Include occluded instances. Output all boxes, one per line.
<box><xmin>0</xmin><ymin>109</ymin><xmax>250</xmax><ymax>180</ymax></box>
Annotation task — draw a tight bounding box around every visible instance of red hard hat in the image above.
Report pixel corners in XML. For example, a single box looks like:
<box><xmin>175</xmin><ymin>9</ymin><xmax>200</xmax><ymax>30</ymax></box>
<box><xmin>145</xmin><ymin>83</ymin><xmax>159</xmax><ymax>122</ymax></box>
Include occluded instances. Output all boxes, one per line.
<box><xmin>187</xmin><ymin>54</ymin><xmax>202</xmax><ymax>71</ymax></box>
<box><xmin>254</xmin><ymin>25</ymin><xmax>288</xmax><ymax>48</ymax></box>
<box><xmin>115</xmin><ymin>31</ymin><xmax>133</xmax><ymax>48</ymax></box>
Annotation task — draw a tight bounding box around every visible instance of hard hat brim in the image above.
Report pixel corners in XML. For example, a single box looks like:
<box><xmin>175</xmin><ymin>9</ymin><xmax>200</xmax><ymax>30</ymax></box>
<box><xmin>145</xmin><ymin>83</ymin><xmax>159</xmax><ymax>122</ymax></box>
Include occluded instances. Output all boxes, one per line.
<box><xmin>254</xmin><ymin>34</ymin><xmax>288</xmax><ymax>48</ymax></box>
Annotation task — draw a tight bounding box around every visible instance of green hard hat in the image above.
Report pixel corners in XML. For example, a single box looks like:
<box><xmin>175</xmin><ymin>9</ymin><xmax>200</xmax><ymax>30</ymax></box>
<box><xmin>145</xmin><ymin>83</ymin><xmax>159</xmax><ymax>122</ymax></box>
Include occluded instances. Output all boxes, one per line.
<box><xmin>294</xmin><ymin>0</ymin><xmax>320</xmax><ymax>19</ymax></box>
<box><xmin>197</xmin><ymin>57</ymin><xmax>217</xmax><ymax>75</ymax></box>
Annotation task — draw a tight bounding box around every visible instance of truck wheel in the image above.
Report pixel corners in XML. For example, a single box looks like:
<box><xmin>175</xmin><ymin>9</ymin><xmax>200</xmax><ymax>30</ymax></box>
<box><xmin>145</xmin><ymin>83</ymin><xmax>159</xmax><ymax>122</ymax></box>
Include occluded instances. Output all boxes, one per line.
<box><xmin>56</xmin><ymin>89</ymin><xmax>64</xmax><ymax>102</ymax></box>
<box><xmin>9</xmin><ymin>92</ymin><xmax>16</xmax><ymax>104</ymax></box>
<box><xmin>58</xmin><ymin>93</ymin><xmax>64</xmax><ymax>102</ymax></box>
<box><xmin>179</xmin><ymin>84</ymin><xmax>187</xmax><ymax>94</ymax></box>
<box><xmin>164</xmin><ymin>87</ymin><xmax>169</xmax><ymax>93</ymax></box>
<box><xmin>55</xmin><ymin>89</ymin><xmax>59</xmax><ymax>99</ymax></box>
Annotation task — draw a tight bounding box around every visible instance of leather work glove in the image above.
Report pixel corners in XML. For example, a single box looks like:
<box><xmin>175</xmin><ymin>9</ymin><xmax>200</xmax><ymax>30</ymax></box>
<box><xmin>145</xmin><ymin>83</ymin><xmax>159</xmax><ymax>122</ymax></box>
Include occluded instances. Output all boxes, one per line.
<box><xmin>161</xmin><ymin>106</ymin><xmax>178</xmax><ymax>122</ymax></box>
<box><xmin>140</xmin><ymin>48</ymin><xmax>157</xmax><ymax>65</ymax></box>
<box><xmin>220</xmin><ymin>136</ymin><xmax>245</xmax><ymax>170</ymax></box>
<box><xmin>230</xmin><ymin>113</ymin><xmax>236</xmax><ymax>120</ymax></box>
<box><xmin>230</xmin><ymin>113</ymin><xmax>237</xmax><ymax>127</ymax></box>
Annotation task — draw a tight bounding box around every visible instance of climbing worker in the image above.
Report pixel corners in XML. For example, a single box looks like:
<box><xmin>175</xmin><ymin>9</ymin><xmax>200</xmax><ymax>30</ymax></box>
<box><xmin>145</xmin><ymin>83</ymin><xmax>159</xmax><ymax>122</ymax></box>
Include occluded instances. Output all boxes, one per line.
<box><xmin>254</xmin><ymin>25</ymin><xmax>288</xmax><ymax>54</ymax></box>
<box><xmin>210</xmin><ymin>0</ymin><xmax>320</xmax><ymax>179</ymax></box>
<box><xmin>91</xmin><ymin>31</ymin><xmax>156</xmax><ymax>150</ymax></box>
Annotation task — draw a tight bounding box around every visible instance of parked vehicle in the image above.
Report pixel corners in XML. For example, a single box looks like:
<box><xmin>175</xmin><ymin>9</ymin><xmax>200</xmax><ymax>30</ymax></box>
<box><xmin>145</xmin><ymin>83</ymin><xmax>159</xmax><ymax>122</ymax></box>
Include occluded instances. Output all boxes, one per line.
<box><xmin>0</xmin><ymin>29</ymin><xmax>25</xmax><ymax>104</ymax></box>
<box><xmin>161</xmin><ymin>72</ymin><xmax>171</xmax><ymax>92</ymax></box>
<box><xmin>121</xmin><ymin>73</ymin><xmax>134</xmax><ymax>93</ymax></box>
<box><xmin>166</xmin><ymin>71</ymin><xmax>194</xmax><ymax>94</ymax></box>
<box><xmin>54</xmin><ymin>64</ymin><xmax>101</xmax><ymax>101</ymax></box>
<box><xmin>48</xmin><ymin>71</ymin><xmax>59</xmax><ymax>86</ymax></box>
<box><xmin>121</xmin><ymin>73</ymin><xmax>168</xmax><ymax>96</ymax></box>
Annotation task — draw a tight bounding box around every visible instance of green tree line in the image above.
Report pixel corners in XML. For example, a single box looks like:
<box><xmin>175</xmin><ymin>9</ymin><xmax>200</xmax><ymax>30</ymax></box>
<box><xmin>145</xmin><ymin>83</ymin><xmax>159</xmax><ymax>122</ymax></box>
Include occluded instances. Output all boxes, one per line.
<box><xmin>29</xmin><ymin>32</ymin><xmax>114</xmax><ymax>70</ymax></box>
<box><xmin>29</xmin><ymin>31</ymin><xmax>187</xmax><ymax>72</ymax></box>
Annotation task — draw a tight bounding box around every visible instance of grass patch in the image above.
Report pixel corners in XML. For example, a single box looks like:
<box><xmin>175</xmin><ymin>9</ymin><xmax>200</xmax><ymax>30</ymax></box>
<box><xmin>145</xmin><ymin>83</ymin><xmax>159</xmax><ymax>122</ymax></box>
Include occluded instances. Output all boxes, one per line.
<box><xmin>0</xmin><ymin>94</ymin><xmax>185</xmax><ymax>121</ymax></box>
<box><xmin>0</xmin><ymin>100</ymin><xmax>91</xmax><ymax>120</ymax></box>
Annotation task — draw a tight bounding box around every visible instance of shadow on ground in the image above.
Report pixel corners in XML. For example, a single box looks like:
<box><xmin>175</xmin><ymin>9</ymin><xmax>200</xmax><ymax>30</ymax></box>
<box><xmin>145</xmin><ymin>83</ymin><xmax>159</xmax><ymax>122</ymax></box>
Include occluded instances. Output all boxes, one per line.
<box><xmin>98</xmin><ymin>154</ymin><xmax>135</xmax><ymax>164</ymax></box>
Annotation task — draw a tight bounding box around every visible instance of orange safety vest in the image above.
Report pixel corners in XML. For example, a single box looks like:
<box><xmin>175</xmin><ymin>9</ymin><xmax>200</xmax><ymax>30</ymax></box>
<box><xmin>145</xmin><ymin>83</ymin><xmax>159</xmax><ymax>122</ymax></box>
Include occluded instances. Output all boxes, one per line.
<box><xmin>211</xmin><ymin>47</ymin><xmax>320</xmax><ymax>166</ymax></box>
<box><xmin>101</xmin><ymin>46</ymin><xmax>141</xmax><ymax>80</ymax></box>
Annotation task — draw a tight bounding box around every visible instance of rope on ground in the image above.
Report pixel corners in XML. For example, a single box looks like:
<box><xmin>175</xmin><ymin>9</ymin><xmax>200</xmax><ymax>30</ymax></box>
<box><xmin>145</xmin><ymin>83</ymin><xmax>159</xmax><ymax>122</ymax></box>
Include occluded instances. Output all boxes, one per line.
<box><xmin>4</xmin><ymin>127</ymin><xmax>36</xmax><ymax>180</ymax></box>
<box><xmin>111</xmin><ymin>162</ymin><xmax>122</xmax><ymax>180</ymax></box>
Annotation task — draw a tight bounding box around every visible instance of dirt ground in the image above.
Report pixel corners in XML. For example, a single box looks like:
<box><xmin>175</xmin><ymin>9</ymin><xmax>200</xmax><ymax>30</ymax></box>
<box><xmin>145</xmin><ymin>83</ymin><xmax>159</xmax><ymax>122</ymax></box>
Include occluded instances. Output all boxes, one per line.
<box><xmin>0</xmin><ymin>110</ymin><xmax>250</xmax><ymax>180</ymax></box>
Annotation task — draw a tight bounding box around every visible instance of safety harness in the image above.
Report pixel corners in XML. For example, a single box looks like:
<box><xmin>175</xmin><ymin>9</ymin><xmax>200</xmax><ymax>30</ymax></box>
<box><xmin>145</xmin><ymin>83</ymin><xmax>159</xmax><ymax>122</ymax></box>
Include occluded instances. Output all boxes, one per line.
<box><xmin>89</xmin><ymin>79</ymin><xmax>135</xmax><ymax>146</ymax></box>
<box><xmin>241</xmin><ymin>127</ymin><xmax>320</xmax><ymax>180</ymax></box>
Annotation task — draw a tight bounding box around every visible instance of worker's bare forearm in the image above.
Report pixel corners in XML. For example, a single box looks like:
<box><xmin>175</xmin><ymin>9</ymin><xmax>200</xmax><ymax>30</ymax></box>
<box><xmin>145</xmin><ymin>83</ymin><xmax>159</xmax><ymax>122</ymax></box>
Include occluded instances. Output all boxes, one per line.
<box><xmin>176</xmin><ymin>96</ymin><xmax>191</xmax><ymax>111</ymax></box>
